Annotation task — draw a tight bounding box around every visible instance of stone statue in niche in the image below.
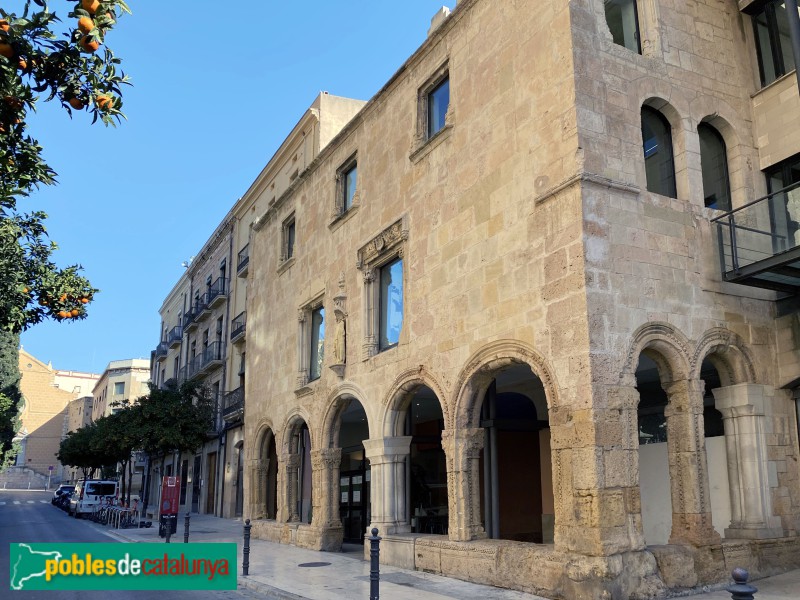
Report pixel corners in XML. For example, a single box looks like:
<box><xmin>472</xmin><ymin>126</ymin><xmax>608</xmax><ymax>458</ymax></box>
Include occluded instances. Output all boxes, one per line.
<box><xmin>330</xmin><ymin>272</ymin><xmax>347</xmax><ymax>378</ymax></box>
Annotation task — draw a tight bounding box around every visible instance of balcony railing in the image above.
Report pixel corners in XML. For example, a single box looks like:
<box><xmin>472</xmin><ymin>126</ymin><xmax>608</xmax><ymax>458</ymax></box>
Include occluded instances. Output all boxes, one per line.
<box><xmin>222</xmin><ymin>386</ymin><xmax>244</xmax><ymax>422</ymax></box>
<box><xmin>154</xmin><ymin>341</ymin><xmax>168</xmax><ymax>361</ymax></box>
<box><xmin>237</xmin><ymin>244</ymin><xmax>249</xmax><ymax>277</ymax></box>
<box><xmin>186</xmin><ymin>341</ymin><xmax>226</xmax><ymax>379</ymax></box>
<box><xmin>207</xmin><ymin>277</ymin><xmax>228</xmax><ymax>309</ymax></box>
<box><xmin>183</xmin><ymin>304</ymin><xmax>200</xmax><ymax>331</ymax></box>
<box><xmin>231</xmin><ymin>311</ymin><xmax>246</xmax><ymax>343</ymax></box>
<box><xmin>194</xmin><ymin>293</ymin><xmax>210</xmax><ymax>321</ymax></box>
<box><xmin>167</xmin><ymin>325</ymin><xmax>183</xmax><ymax>348</ymax></box>
<box><xmin>712</xmin><ymin>181</ymin><xmax>800</xmax><ymax>293</ymax></box>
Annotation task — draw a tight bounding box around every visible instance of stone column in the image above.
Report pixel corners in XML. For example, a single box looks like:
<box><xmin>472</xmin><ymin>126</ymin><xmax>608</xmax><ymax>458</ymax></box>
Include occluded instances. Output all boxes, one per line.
<box><xmin>712</xmin><ymin>384</ymin><xmax>783</xmax><ymax>539</ymax></box>
<box><xmin>442</xmin><ymin>428</ymin><xmax>485</xmax><ymax>541</ymax></box>
<box><xmin>663</xmin><ymin>379</ymin><xmax>720</xmax><ymax>546</ymax></box>
<box><xmin>310</xmin><ymin>448</ymin><xmax>343</xmax><ymax>550</ymax></box>
<box><xmin>283</xmin><ymin>452</ymin><xmax>301</xmax><ymax>522</ymax></box>
<box><xmin>363</xmin><ymin>436</ymin><xmax>412</xmax><ymax>534</ymax></box>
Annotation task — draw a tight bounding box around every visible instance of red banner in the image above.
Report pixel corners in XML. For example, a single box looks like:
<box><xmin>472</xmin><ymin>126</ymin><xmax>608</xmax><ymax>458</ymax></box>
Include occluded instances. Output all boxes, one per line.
<box><xmin>160</xmin><ymin>475</ymin><xmax>180</xmax><ymax>515</ymax></box>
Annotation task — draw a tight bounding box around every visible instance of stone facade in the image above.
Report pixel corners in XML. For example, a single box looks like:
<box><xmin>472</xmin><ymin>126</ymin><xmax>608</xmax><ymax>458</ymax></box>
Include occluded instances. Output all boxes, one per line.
<box><xmin>238</xmin><ymin>0</ymin><xmax>800</xmax><ymax>598</ymax></box>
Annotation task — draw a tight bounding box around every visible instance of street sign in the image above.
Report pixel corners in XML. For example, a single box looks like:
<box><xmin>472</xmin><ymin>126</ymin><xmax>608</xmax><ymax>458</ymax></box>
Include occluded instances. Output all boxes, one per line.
<box><xmin>48</xmin><ymin>466</ymin><xmax>53</xmax><ymax>471</ymax></box>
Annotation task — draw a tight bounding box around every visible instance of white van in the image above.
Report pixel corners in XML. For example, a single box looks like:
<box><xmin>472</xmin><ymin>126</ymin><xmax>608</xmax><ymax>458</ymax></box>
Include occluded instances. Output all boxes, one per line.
<box><xmin>69</xmin><ymin>479</ymin><xmax>118</xmax><ymax>518</ymax></box>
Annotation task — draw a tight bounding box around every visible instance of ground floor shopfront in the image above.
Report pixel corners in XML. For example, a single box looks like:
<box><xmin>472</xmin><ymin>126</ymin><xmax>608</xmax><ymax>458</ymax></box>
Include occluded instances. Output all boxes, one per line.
<box><xmin>244</xmin><ymin>331</ymin><xmax>800</xmax><ymax>598</ymax></box>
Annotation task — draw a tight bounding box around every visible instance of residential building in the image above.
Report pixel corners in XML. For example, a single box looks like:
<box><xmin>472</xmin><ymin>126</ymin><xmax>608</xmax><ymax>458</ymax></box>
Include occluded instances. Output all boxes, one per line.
<box><xmin>240</xmin><ymin>1</ymin><xmax>800</xmax><ymax>598</ymax></box>
<box><xmin>91</xmin><ymin>359</ymin><xmax>150</xmax><ymax>421</ymax></box>
<box><xmin>63</xmin><ymin>395</ymin><xmax>93</xmax><ymax>482</ymax></box>
<box><xmin>149</xmin><ymin>93</ymin><xmax>367</xmax><ymax>519</ymax></box>
<box><xmin>14</xmin><ymin>349</ymin><xmax>99</xmax><ymax>483</ymax></box>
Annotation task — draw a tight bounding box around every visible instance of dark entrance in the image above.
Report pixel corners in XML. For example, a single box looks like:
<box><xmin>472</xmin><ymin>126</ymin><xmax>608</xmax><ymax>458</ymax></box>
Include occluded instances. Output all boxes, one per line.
<box><xmin>339</xmin><ymin>469</ymin><xmax>369</xmax><ymax>543</ymax></box>
<box><xmin>235</xmin><ymin>443</ymin><xmax>244</xmax><ymax>518</ymax></box>
<box><xmin>191</xmin><ymin>455</ymin><xmax>201</xmax><ymax>513</ymax></box>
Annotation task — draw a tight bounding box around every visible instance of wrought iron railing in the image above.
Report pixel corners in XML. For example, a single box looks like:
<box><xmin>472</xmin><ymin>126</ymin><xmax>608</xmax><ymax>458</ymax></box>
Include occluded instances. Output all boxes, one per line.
<box><xmin>237</xmin><ymin>244</ymin><xmax>249</xmax><ymax>274</ymax></box>
<box><xmin>231</xmin><ymin>311</ymin><xmax>246</xmax><ymax>341</ymax></box>
<box><xmin>207</xmin><ymin>277</ymin><xmax>227</xmax><ymax>306</ymax></box>
<box><xmin>222</xmin><ymin>387</ymin><xmax>244</xmax><ymax>420</ymax></box>
<box><xmin>154</xmin><ymin>341</ymin><xmax>168</xmax><ymax>360</ymax></box>
<box><xmin>167</xmin><ymin>325</ymin><xmax>183</xmax><ymax>347</ymax></box>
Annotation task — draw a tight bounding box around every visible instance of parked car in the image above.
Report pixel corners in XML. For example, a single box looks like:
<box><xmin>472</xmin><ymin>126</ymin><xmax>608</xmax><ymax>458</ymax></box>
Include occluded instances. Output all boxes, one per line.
<box><xmin>55</xmin><ymin>490</ymin><xmax>73</xmax><ymax>511</ymax></box>
<box><xmin>69</xmin><ymin>479</ymin><xmax>118</xmax><ymax>518</ymax></box>
<box><xmin>51</xmin><ymin>484</ymin><xmax>75</xmax><ymax>505</ymax></box>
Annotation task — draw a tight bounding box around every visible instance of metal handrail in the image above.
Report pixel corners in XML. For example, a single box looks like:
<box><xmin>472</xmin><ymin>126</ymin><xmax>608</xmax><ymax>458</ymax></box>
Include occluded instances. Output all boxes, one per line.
<box><xmin>710</xmin><ymin>181</ymin><xmax>800</xmax><ymax>223</ymax></box>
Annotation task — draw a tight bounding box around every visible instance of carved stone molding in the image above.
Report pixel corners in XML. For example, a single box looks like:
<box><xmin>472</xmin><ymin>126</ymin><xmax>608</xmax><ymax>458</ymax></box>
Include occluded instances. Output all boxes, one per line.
<box><xmin>356</xmin><ymin>218</ymin><xmax>408</xmax><ymax>271</ymax></box>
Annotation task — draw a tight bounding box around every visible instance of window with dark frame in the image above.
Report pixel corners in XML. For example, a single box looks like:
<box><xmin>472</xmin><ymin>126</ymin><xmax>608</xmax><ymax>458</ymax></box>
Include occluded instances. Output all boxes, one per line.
<box><xmin>604</xmin><ymin>0</ymin><xmax>641</xmax><ymax>53</ymax></box>
<box><xmin>427</xmin><ymin>76</ymin><xmax>450</xmax><ymax>139</ymax></box>
<box><xmin>309</xmin><ymin>306</ymin><xmax>325</xmax><ymax>381</ymax></box>
<box><xmin>379</xmin><ymin>257</ymin><xmax>403</xmax><ymax>351</ymax></box>
<box><xmin>343</xmin><ymin>162</ymin><xmax>357</xmax><ymax>212</ymax></box>
<box><xmin>641</xmin><ymin>106</ymin><xmax>677</xmax><ymax>198</ymax></box>
<box><xmin>751</xmin><ymin>1</ymin><xmax>799</xmax><ymax>87</ymax></box>
<box><xmin>283</xmin><ymin>215</ymin><xmax>296</xmax><ymax>261</ymax></box>
<box><xmin>698</xmin><ymin>123</ymin><xmax>732</xmax><ymax>211</ymax></box>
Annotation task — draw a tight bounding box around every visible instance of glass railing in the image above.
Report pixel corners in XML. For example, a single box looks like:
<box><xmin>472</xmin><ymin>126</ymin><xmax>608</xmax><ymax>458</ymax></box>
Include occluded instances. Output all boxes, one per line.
<box><xmin>711</xmin><ymin>181</ymin><xmax>800</xmax><ymax>277</ymax></box>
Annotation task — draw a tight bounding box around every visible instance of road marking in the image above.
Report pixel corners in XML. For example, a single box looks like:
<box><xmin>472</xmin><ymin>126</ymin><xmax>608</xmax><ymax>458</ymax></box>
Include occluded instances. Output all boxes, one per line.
<box><xmin>40</xmin><ymin>500</ymin><xmax>48</xmax><ymax>504</ymax></box>
<box><xmin>26</xmin><ymin>500</ymin><xmax>35</xmax><ymax>504</ymax></box>
<box><xmin>13</xmin><ymin>501</ymin><xmax>20</xmax><ymax>505</ymax></box>
<box><xmin>0</xmin><ymin>501</ymin><xmax>5</xmax><ymax>505</ymax></box>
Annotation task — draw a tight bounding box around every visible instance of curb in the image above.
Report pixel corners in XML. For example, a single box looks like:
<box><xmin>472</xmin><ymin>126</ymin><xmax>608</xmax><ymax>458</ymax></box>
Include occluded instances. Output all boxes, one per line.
<box><xmin>239</xmin><ymin>576</ymin><xmax>311</xmax><ymax>600</ymax></box>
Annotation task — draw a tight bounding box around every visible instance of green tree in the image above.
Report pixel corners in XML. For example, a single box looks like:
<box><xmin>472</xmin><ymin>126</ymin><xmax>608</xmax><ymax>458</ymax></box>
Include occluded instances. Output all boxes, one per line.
<box><xmin>1</xmin><ymin>0</ymin><xmax>131</xmax><ymax>467</ymax></box>
<box><xmin>0</xmin><ymin>331</ymin><xmax>21</xmax><ymax>468</ymax></box>
<box><xmin>56</xmin><ymin>421</ymin><xmax>107</xmax><ymax>480</ymax></box>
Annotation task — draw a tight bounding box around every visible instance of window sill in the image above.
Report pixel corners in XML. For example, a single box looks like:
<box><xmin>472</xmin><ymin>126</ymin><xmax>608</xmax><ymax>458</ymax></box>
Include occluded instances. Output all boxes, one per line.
<box><xmin>751</xmin><ymin>69</ymin><xmax>798</xmax><ymax>98</ymax></box>
<box><xmin>277</xmin><ymin>256</ymin><xmax>295</xmax><ymax>275</ymax></box>
<box><xmin>328</xmin><ymin>203</ymin><xmax>360</xmax><ymax>231</ymax></box>
<box><xmin>410</xmin><ymin>124</ymin><xmax>452</xmax><ymax>164</ymax></box>
<box><xmin>294</xmin><ymin>381</ymin><xmax>315</xmax><ymax>397</ymax></box>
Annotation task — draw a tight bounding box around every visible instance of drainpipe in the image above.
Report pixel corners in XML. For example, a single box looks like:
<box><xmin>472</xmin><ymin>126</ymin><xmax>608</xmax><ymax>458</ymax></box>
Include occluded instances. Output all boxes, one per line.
<box><xmin>788</xmin><ymin>0</ymin><xmax>800</xmax><ymax>95</ymax></box>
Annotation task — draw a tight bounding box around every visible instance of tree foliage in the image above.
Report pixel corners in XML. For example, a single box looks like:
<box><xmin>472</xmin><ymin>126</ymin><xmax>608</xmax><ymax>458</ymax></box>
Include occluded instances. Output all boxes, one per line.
<box><xmin>0</xmin><ymin>331</ymin><xmax>21</xmax><ymax>468</ymax></box>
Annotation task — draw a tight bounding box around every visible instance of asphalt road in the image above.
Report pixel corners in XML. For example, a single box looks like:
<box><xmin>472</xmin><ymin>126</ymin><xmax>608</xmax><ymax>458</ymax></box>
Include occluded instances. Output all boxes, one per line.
<box><xmin>0</xmin><ymin>489</ymin><xmax>262</xmax><ymax>599</ymax></box>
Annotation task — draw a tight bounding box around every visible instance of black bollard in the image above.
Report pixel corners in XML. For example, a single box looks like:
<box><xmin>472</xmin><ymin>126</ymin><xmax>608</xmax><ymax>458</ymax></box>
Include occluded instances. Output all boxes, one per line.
<box><xmin>727</xmin><ymin>568</ymin><xmax>757</xmax><ymax>600</ymax></box>
<box><xmin>184</xmin><ymin>512</ymin><xmax>190</xmax><ymax>543</ymax></box>
<box><xmin>369</xmin><ymin>527</ymin><xmax>381</xmax><ymax>600</ymax></box>
<box><xmin>242</xmin><ymin>519</ymin><xmax>252</xmax><ymax>576</ymax></box>
<box><xmin>165</xmin><ymin>524</ymin><xmax>171</xmax><ymax>544</ymax></box>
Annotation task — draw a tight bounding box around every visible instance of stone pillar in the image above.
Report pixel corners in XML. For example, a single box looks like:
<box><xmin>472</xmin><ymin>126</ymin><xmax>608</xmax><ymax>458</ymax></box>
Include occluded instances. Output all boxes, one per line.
<box><xmin>442</xmin><ymin>428</ymin><xmax>485</xmax><ymax>541</ymax></box>
<box><xmin>283</xmin><ymin>453</ymin><xmax>301</xmax><ymax>522</ymax></box>
<box><xmin>310</xmin><ymin>448</ymin><xmax>343</xmax><ymax>550</ymax></box>
<box><xmin>663</xmin><ymin>379</ymin><xmax>720</xmax><ymax>546</ymax></box>
<box><xmin>363</xmin><ymin>436</ymin><xmax>412</xmax><ymax>534</ymax></box>
<box><xmin>712</xmin><ymin>384</ymin><xmax>783</xmax><ymax>539</ymax></box>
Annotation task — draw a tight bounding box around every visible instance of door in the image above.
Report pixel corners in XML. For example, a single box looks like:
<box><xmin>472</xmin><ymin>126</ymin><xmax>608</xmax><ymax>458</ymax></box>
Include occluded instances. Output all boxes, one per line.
<box><xmin>339</xmin><ymin>469</ymin><xmax>370</xmax><ymax>544</ymax></box>
<box><xmin>191</xmin><ymin>455</ymin><xmax>201</xmax><ymax>513</ymax></box>
<box><xmin>235</xmin><ymin>446</ymin><xmax>244</xmax><ymax>518</ymax></box>
<box><xmin>206</xmin><ymin>452</ymin><xmax>217</xmax><ymax>514</ymax></box>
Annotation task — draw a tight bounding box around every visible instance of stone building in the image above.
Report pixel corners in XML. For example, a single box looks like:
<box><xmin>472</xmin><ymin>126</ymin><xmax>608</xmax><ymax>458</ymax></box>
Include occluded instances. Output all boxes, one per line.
<box><xmin>14</xmin><ymin>349</ymin><xmax>99</xmax><ymax>483</ymax></box>
<box><xmin>91</xmin><ymin>358</ymin><xmax>150</xmax><ymax>421</ymax></box>
<box><xmin>240</xmin><ymin>0</ymin><xmax>800</xmax><ymax>598</ymax></box>
<box><xmin>148</xmin><ymin>93</ymin><xmax>366</xmax><ymax>519</ymax></box>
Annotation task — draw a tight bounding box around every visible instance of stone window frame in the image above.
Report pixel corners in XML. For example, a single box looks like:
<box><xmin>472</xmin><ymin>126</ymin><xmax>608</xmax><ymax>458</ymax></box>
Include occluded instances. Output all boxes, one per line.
<box><xmin>356</xmin><ymin>217</ymin><xmax>409</xmax><ymax>360</ymax></box>
<box><xmin>332</xmin><ymin>152</ymin><xmax>359</xmax><ymax>221</ymax></box>
<box><xmin>295</xmin><ymin>292</ymin><xmax>326</xmax><ymax>393</ymax></box>
<box><xmin>597</xmin><ymin>0</ymin><xmax>662</xmax><ymax>59</ymax></box>
<box><xmin>279</xmin><ymin>212</ymin><xmax>296</xmax><ymax>272</ymax></box>
<box><xmin>410</xmin><ymin>61</ymin><xmax>453</xmax><ymax>161</ymax></box>
<box><xmin>603</xmin><ymin>0</ymin><xmax>642</xmax><ymax>54</ymax></box>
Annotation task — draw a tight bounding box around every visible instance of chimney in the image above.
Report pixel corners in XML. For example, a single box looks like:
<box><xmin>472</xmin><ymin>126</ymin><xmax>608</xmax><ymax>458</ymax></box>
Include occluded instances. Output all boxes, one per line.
<box><xmin>427</xmin><ymin>6</ymin><xmax>451</xmax><ymax>37</ymax></box>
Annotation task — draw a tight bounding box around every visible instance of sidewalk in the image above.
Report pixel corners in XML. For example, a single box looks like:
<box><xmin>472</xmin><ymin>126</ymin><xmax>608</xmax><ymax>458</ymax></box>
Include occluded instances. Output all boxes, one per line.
<box><xmin>102</xmin><ymin>513</ymin><xmax>799</xmax><ymax>599</ymax></box>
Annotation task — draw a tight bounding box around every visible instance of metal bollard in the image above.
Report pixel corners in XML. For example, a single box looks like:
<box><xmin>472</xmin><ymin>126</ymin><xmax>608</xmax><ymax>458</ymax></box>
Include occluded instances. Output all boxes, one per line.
<box><xmin>242</xmin><ymin>519</ymin><xmax>252</xmax><ymax>576</ymax></box>
<box><xmin>184</xmin><ymin>512</ymin><xmax>190</xmax><ymax>543</ymax></box>
<box><xmin>369</xmin><ymin>527</ymin><xmax>381</xmax><ymax>600</ymax></box>
<box><xmin>165</xmin><ymin>519</ymin><xmax>171</xmax><ymax>544</ymax></box>
<box><xmin>727</xmin><ymin>568</ymin><xmax>757</xmax><ymax>600</ymax></box>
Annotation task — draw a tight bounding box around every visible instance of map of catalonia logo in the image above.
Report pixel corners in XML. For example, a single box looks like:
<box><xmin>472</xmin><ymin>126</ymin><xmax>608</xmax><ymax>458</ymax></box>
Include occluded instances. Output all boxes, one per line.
<box><xmin>9</xmin><ymin>542</ymin><xmax>237</xmax><ymax>590</ymax></box>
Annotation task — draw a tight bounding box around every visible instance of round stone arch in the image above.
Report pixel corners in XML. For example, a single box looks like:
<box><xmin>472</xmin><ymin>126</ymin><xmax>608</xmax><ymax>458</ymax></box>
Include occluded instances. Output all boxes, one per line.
<box><xmin>690</xmin><ymin>327</ymin><xmax>758</xmax><ymax>386</ymax></box>
<box><xmin>621</xmin><ymin>321</ymin><xmax>692</xmax><ymax>388</ymax></box>
<box><xmin>320</xmin><ymin>382</ymin><xmax>372</xmax><ymax>449</ymax></box>
<box><xmin>280</xmin><ymin>408</ymin><xmax>316</xmax><ymax>455</ymax></box>
<box><xmin>453</xmin><ymin>339</ymin><xmax>559</xmax><ymax>431</ymax></box>
<box><xmin>381</xmin><ymin>366</ymin><xmax>450</xmax><ymax>437</ymax></box>
<box><xmin>250</xmin><ymin>419</ymin><xmax>277</xmax><ymax>461</ymax></box>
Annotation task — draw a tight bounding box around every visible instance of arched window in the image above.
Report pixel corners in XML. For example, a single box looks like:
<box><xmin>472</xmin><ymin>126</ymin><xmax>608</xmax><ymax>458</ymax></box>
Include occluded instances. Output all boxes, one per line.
<box><xmin>698</xmin><ymin>123</ymin><xmax>731</xmax><ymax>211</ymax></box>
<box><xmin>641</xmin><ymin>106</ymin><xmax>677</xmax><ymax>198</ymax></box>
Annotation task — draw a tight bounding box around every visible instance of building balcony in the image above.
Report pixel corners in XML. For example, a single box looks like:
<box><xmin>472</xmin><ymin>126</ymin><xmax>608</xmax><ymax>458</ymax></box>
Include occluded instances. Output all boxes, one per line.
<box><xmin>194</xmin><ymin>294</ymin><xmax>211</xmax><ymax>322</ymax></box>
<box><xmin>713</xmin><ymin>181</ymin><xmax>800</xmax><ymax>293</ymax></box>
<box><xmin>222</xmin><ymin>386</ymin><xmax>244</xmax><ymax>423</ymax></box>
<box><xmin>183</xmin><ymin>306</ymin><xmax>200</xmax><ymax>333</ymax></box>
<box><xmin>230</xmin><ymin>311</ymin><xmax>246</xmax><ymax>344</ymax></box>
<box><xmin>207</xmin><ymin>277</ymin><xmax>228</xmax><ymax>310</ymax></box>
<box><xmin>188</xmin><ymin>341</ymin><xmax>226</xmax><ymax>378</ymax></box>
<box><xmin>237</xmin><ymin>244</ymin><xmax>249</xmax><ymax>278</ymax></box>
<box><xmin>154</xmin><ymin>341</ymin><xmax>169</xmax><ymax>362</ymax></box>
<box><xmin>166</xmin><ymin>325</ymin><xmax>183</xmax><ymax>348</ymax></box>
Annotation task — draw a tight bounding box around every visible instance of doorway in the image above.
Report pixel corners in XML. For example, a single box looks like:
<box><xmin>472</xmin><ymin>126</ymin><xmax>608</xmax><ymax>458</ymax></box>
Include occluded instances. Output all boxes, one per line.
<box><xmin>206</xmin><ymin>452</ymin><xmax>217</xmax><ymax>514</ymax></box>
<box><xmin>191</xmin><ymin>455</ymin><xmax>201</xmax><ymax>513</ymax></box>
<box><xmin>339</xmin><ymin>469</ymin><xmax>369</xmax><ymax>543</ymax></box>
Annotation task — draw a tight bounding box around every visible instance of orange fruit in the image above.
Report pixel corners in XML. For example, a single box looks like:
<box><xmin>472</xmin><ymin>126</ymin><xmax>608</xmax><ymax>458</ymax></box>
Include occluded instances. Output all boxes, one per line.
<box><xmin>17</xmin><ymin>58</ymin><xmax>26</xmax><ymax>71</ymax></box>
<box><xmin>96</xmin><ymin>95</ymin><xmax>113</xmax><ymax>110</ymax></box>
<box><xmin>0</xmin><ymin>43</ymin><xmax>13</xmax><ymax>59</ymax></box>
<box><xmin>70</xmin><ymin>308</ymin><xmax>80</xmax><ymax>317</ymax></box>
<box><xmin>0</xmin><ymin>20</ymin><xmax>9</xmax><ymax>32</ymax></box>
<box><xmin>82</xmin><ymin>0</ymin><xmax>100</xmax><ymax>14</ymax></box>
<box><xmin>78</xmin><ymin>16</ymin><xmax>94</xmax><ymax>34</ymax></box>
<box><xmin>80</xmin><ymin>297</ymin><xmax>89</xmax><ymax>304</ymax></box>
<box><xmin>68</xmin><ymin>97</ymin><xmax>85</xmax><ymax>110</ymax></box>
<box><xmin>22</xmin><ymin>287</ymin><xmax>28</xmax><ymax>293</ymax></box>
<box><xmin>59</xmin><ymin>293</ymin><xmax>67</xmax><ymax>301</ymax></box>
<box><xmin>79</xmin><ymin>36</ymin><xmax>100</xmax><ymax>53</ymax></box>
<box><xmin>57</xmin><ymin>311</ymin><xmax>68</xmax><ymax>319</ymax></box>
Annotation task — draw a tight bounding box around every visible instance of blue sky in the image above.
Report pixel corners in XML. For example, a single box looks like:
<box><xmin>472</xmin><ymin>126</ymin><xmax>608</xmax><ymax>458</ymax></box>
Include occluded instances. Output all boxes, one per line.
<box><xmin>19</xmin><ymin>1</ymin><xmax>453</xmax><ymax>373</ymax></box>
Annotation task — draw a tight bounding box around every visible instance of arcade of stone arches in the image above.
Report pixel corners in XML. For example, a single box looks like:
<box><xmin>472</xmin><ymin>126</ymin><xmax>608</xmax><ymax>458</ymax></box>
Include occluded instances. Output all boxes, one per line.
<box><xmin>245</xmin><ymin>327</ymin><xmax>792</xmax><ymax>551</ymax></box>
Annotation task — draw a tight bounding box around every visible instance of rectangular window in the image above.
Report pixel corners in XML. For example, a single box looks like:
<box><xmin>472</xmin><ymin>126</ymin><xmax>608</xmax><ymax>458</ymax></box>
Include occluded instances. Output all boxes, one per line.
<box><xmin>309</xmin><ymin>306</ymin><xmax>325</xmax><ymax>381</ymax></box>
<box><xmin>344</xmin><ymin>164</ymin><xmax>357</xmax><ymax>211</ymax></box>
<box><xmin>752</xmin><ymin>1</ymin><xmax>799</xmax><ymax>86</ymax></box>
<box><xmin>379</xmin><ymin>258</ymin><xmax>403</xmax><ymax>351</ymax></box>
<box><xmin>114</xmin><ymin>382</ymin><xmax>124</xmax><ymax>395</ymax></box>
<box><xmin>427</xmin><ymin>77</ymin><xmax>450</xmax><ymax>138</ymax></box>
<box><xmin>604</xmin><ymin>0</ymin><xmax>641</xmax><ymax>53</ymax></box>
<box><xmin>283</xmin><ymin>215</ymin><xmax>296</xmax><ymax>261</ymax></box>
